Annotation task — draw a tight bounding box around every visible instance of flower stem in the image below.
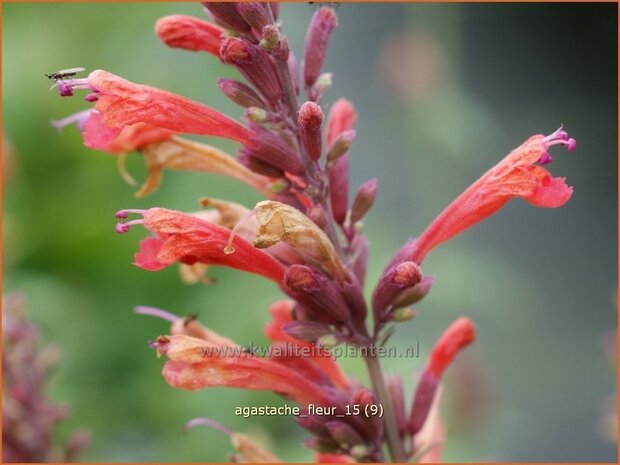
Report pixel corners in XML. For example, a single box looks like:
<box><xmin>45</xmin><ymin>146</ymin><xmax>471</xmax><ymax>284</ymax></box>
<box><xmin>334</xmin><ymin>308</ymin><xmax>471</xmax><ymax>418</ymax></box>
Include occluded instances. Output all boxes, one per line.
<box><xmin>364</xmin><ymin>354</ymin><xmax>407</xmax><ymax>463</ymax></box>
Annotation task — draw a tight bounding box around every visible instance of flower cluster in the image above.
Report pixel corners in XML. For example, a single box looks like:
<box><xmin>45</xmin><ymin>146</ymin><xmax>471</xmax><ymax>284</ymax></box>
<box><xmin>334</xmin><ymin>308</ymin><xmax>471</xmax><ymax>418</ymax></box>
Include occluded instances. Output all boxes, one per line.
<box><xmin>2</xmin><ymin>294</ymin><xmax>89</xmax><ymax>462</ymax></box>
<box><xmin>51</xmin><ymin>3</ymin><xmax>576</xmax><ymax>462</ymax></box>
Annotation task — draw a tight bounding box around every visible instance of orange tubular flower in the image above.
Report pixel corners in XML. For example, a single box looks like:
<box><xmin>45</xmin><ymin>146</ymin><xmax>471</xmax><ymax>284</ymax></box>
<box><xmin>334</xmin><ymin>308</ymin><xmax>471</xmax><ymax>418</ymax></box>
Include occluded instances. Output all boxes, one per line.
<box><xmin>114</xmin><ymin>207</ymin><xmax>285</xmax><ymax>284</ymax></box>
<box><xmin>155</xmin><ymin>15</ymin><xmax>224</xmax><ymax>56</ymax></box>
<box><xmin>154</xmin><ymin>334</ymin><xmax>333</xmax><ymax>406</ymax></box>
<box><xmin>411</xmin><ymin>128</ymin><xmax>577</xmax><ymax>264</ymax></box>
<box><xmin>52</xmin><ymin>70</ymin><xmax>254</xmax><ymax>149</ymax></box>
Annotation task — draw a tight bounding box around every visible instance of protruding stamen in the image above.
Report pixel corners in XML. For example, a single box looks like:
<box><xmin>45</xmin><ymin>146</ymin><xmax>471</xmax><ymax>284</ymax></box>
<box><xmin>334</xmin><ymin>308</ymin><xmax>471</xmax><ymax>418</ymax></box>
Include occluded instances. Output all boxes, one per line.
<box><xmin>114</xmin><ymin>209</ymin><xmax>147</xmax><ymax>219</ymax></box>
<box><xmin>134</xmin><ymin>306</ymin><xmax>180</xmax><ymax>323</ymax></box>
<box><xmin>84</xmin><ymin>93</ymin><xmax>99</xmax><ymax>102</ymax></box>
<box><xmin>223</xmin><ymin>209</ymin><xmax>256</xmax><ymax>255</ymax></box>
<box><xmin>539</xmin><ymin>126</ymin><xmax>577</xmax><ymax>164</ymax></box>
<box><xmin>50</xmin><ymin>109</ymin><xmax>93</xmax><ymax>133</ymax></box>
<box><xmin>114</xmin><ymin>219</ymin><xmax>144</xmax><ymax>234</ymax></box>
<box><xmin>183</xmin><ymin>417</ymin><xmax>233</xmax><ymax>436</ymax></box>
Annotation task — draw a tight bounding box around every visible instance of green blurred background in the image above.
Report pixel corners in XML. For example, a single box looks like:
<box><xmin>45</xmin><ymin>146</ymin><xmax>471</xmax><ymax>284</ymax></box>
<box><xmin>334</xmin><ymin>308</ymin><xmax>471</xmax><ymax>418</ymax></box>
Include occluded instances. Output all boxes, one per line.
<box><xmin>3</xmin><ymin>2</ymin><xmax>617</xmax><ymax>462</ymax></box>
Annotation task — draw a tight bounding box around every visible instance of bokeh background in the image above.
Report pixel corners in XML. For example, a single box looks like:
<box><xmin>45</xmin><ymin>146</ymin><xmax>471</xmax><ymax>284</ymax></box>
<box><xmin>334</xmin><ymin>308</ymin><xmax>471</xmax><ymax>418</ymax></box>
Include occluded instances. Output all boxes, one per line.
<box><xmin>3</xmin><ymin>2</ymin><xmax>617</xmax><ymax>462</ymax></box>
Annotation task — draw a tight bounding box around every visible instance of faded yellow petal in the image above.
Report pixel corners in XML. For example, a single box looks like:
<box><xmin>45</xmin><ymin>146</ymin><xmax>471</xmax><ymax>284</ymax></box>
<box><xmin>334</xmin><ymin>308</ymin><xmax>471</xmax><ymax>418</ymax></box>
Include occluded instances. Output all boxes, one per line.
<box><xmin>230</xmin><ymin>433</ymin><xmax>281</xmax><ymax>463</ymax></box>
<box><xmin>136</xmin><ymin>136</ymin><xmax>270</xmax><ymax>198</ymax></box>
<box><xmin>253</xmin><ymin>201</ymin><xmax>349</xmax><ymax>282</ymax></box>
<box><xmin>170</xmin><ymin>317</ymin><xmax>239</xmax><ymax>348</ymax></box>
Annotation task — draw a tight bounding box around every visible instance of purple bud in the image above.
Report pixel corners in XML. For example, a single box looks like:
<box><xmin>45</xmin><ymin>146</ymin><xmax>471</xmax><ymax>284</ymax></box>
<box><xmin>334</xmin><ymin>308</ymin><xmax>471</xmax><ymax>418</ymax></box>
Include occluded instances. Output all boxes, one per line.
<box><xmin>247</xmin><ymin>126</ymin><xmax>305</xmax><ymax>175</ymax></box>
<box><xmin>220</xmin><ymin>37</ymin><xmax>283</xmax><ymax>102</ymax></box>
<box><xmin>303</xmin><ymin>7</ymin><xmax>338</xmax><ymax>88</ymax></box>
<box><xmin>235</xmin><ymin>2</ymin><xmax>273</xmax><ymax>31</ymax></box>
<box><xmin>372</xmin><ymin>261</ymin><xmax>422</xmax><ymax>321</ymax></box>
<box><xmin>349</xmin><ymin>389</ymin><xmax>383</xmax><ymax>440</ymax></box>
<box><xmin>237</xmin><ymin>150</ymin><xmax>284</xmax><ymax>178</ymax></box>
<box><xmin>350</xmin><ymin>178</ymin><xmax>378</xmax><ymax>224</ymax></box>
<box><xmin>217</xmin><ymin>78</ymin><xmax>266</xmax><ymax>109</ymax></box>
<box><xmin>329</xmin><ymin>154</ymin><xmax>349</xmax><ymax>224</ymax></box>
<box><xmin>298</xmin><ymin>101</ymin><xmax>324</xmax><ymax>161</ymax></box>
<box><xmin>281</xmin><ymin>320</ymin><xmax>334</xmax><ymax>342</ymax></box>
<box><xmin>284</xmin><ymin>265</ymin><xmax>351</xmax><ymax>323</ymax></box>
<box><xmin>202</xmin><ymin>2</ymin><xmax>251</xmax><ymax>33</ymax></box>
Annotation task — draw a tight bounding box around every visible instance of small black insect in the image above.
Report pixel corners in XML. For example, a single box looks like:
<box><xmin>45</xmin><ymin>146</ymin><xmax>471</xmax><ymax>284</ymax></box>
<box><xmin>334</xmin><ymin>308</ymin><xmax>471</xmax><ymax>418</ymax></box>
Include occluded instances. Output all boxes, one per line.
<box><xmin>44</xmin><ymin>67</ymin><xmax>85</xmax><ymax>81</ymax></box>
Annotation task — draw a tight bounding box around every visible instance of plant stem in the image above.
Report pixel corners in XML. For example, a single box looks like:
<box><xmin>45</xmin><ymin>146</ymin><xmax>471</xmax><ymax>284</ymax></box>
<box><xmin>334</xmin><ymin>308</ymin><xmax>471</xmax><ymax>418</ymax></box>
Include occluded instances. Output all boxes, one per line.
<box><xmin>365</xmin><ymin>354</ymin><xmax>407</xmax><ymax>463</ymax></box>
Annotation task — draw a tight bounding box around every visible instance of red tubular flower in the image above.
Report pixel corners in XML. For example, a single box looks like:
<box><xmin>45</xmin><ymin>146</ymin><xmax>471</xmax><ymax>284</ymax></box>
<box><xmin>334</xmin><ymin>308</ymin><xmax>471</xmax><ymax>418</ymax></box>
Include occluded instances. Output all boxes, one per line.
<box><xmin>155</xmin><ymin>335</ymin><xmax>333</xmax><ymax>406</ymax></box>
<box><xmin>409</xmin><ymin>317</ymin><xmax>476</xmax><ymax>436</ymax></box>
<box><xmin>115</xmin><ymin>207</ymin><xmax>285</xmax><ymax>284</ymax></box>
<box><xmin>54</xmin><ymin>70</ymin><xmax>254</xmax><ymax>149</ymax></box>
<box><xmin>155</xmin><ymin>15</ymin><xmax>224</xmax><ymax>56</ymax></box>
<box><xmin>411</xmin><ymin>128</ymin><xmax>577</xmax><ymax>264</ymax></box>
<box><xmin>326</xmin><ymin>99</ymin><xmax>357</xmax><ymax>224</ymax></box>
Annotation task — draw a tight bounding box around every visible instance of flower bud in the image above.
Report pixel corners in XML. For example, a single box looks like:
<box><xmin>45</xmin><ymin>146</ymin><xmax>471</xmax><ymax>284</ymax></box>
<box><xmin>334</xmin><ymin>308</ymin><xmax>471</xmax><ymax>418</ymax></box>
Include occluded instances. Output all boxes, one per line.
<box><xmin>316</xmin><ymin>334</ymin><xmax>340</xmax><ymax>348</ymax></box>
<box><xmin>391</xmin><ymin>307</ymin><xmax>416</xmax><ymax>322</ymax></box>
<box><xmin>392</xmin><ymin>275</ymin><xmax>435</xmax><ymax>308</ymax></box>
<box><xmin>244</xmin><ymin>106</ymin><xmax>268</xmax><ymax>123</ymax></box>
<box><xmin>235</xmin><ymin>2</ymin><xmax>273</xmax><ymax>31</ymax></box>
<box><xmin>237</xmin><ymin>150</ymin><xmax>285</xmax><ymax>178</ymax></box>
<box><xmin>220</xmin><ymin>37</ymin><xmax>283</xmax><ymax>102</ymax></box>
<box><xmin>372</xmin><ymin>261</ymin><xmax>422</xmax><ymax>321</ymax></box>
<box><xmin>326</xmin><ymin>129</ymin><xmax>355</xmax><ymax>166</ymax></box>
<box><xmin>269</xmin><ymin>3</ymin><xmax>280</xmax><ymax>20</ymax></box>
<box><xmin>303</xmin><ymin>7</ymin><xmax>338</xmax><ymax>88</ymax></box>
<box><xmin>202</xmin><ymin>2</ymin><xmax>251</xmax><ymax>34</ymax></box>
<box><xmin>386</xmin><ymin>375</ymin><xmax>407</xmax><ymax>435</ymax></box>
<box><xmin>247</xmin><ymin>127</ymin><xmax>304</xmax><ymax>175</ymax></box>
<box><xmin>259</xmin><ymin>24</ymin><xmax>280</xmax><ymax>50</ymax></box>
<box><xmin>307</xmin><ymin>203</ymin><xmax>327</xmax><ymax>229</ymax></box>
<box><xmin>298</xmin><ymin>101</ymin><xmax>324</xmax><ymax>161</ymax></box>
<box><xmin>281</xmin><ymin>320</ymin><xmax>334</xmax><ymax>342</ymax></box>
<box><xmin>325</xmin><ymin>421</ymin><xmax>364</xmax><ymax>448</ymax></box>
<box><xmin>284</xmin><ymin>265</ymin><xmax>350</xmax><ymax>323</ymax></box>
<box><xmin>155</xmin><ymin>15</ymin><xmax>223</xmax><ymax>56</ymax></box>
<box><xmin>217</xmin><ymin>79</ymin><xmax>266</xmax><ymax>109</ymax></box>
<box><xmin>350</xmin><ymin>178</ymin><xmax>378</xmax><ymax>224</ymax></box>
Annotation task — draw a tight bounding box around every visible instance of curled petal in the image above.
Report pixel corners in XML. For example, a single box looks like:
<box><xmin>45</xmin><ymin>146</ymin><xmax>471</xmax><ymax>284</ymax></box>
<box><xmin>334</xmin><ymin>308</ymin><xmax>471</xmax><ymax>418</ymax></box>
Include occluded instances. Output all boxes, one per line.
<box><xmin>135</xmin><ymin>136</ymin><xmax>270</xmax><ymax>198</ymax></box>
<box><xmin>134</xmin><ymin>237</ymin><xmax>166</xmax><ymax>271</ymax></box>
<box><xmin>253</xmin><ymin>201</ymin><xmax>349</xmax><ymax>282</ymax></box>
<box><xmin>86</xmin><ymin>70</ymin><xmax>253</xmax><ymax>148</ymax></box>
<box><xmin>412</xmin><ymin>132</ymin><xmax>575</xmax><ymax>263</ymax></box>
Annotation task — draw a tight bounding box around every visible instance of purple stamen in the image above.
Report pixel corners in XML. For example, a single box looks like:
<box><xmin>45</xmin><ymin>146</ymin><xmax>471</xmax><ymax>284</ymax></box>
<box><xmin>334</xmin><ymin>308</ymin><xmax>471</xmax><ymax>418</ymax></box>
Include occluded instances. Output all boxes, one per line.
<box><xmin>183</xmin><ymin>417</ymin><xmax>233</xmax><ymax>436</ymax></box>
<box><xmin>538</xmin><ymin>152</ymin><xmax>553</xmax><ymax>165</ymax></box>
<box><xmin>539</xmin><ymin>126</ymin><xmax>577</xmax><ymax>164</ymax></box>
<box><xmin>134</xmin><ymin>306</ymin><xmax>180</xmax><ymax>323</ymax></box>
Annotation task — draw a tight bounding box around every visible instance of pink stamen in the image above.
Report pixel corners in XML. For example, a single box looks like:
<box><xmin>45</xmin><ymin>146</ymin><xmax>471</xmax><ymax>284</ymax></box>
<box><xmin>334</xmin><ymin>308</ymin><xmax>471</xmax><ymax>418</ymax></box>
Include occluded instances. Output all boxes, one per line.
<box><xmin>539</xmin><ymin>126</ymin><xmax>577</xmax><ymax>164</ymax></box>
<box><xmin>115</xmin><ymin>219</ymin><xmax>144</xmax><ymax>234</ymax></box>
<box><xmin>134</xmin><ymin>306</ymin><xmax>180</xmax><ymax>323</ymax></box>
<box><xmin>115</xmin><ymin>209</ymin><xmax>147</xmax><ymax>219</ymax></box>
